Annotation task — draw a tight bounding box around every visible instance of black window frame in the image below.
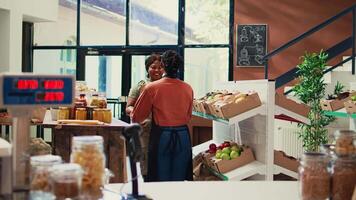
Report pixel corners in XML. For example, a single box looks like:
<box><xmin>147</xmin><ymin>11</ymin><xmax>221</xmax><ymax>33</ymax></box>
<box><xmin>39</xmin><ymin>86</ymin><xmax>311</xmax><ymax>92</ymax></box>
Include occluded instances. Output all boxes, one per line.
<box><xmin>28</xmin><ymin>0</ymin><xmax>235</xmax><ymax>99</ymax></box>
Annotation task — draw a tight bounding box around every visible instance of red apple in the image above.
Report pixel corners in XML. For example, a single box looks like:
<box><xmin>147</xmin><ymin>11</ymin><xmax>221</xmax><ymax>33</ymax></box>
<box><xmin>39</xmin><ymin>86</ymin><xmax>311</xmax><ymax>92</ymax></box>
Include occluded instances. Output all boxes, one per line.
<box><xmin>209</xmin><ymin>143</ymin><xmax>217</xmax><ymax>151</ymax></box>
<box><xmin>222</xmin><ymin>142</ymin><xmax>230</xmax><ymax>148</ymax></box>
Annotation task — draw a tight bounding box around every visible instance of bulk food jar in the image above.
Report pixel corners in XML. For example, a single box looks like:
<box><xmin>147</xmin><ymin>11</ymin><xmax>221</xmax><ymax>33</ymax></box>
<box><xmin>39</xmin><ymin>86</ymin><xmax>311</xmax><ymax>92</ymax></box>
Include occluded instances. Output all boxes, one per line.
<box><xmin>299</xmin><ymin>152</ymin><xmax>331</xmax><ymax>200</ymax></box>
<box><xmin>71</xmin><ymin>136</ymin><xmax>106</xmax><ymax>198</ymax></box>
<box><xmin>50</xmin><ymin>163</ymin><xmax>83</xmax><ymax>200</ymax></box>
<box><xmin>30</xmin><ymin>155</ymin><xmax>62</xmax><ymax>192</ymax></box>
<box><xmin>332</xmin><ymin>130</ymin><xmax>356</xmax><ymax>157</ymax></box>
<box><xmin>331</xmin><ymin>155</ymin><xmax>356</xmax><ymax>200</ymax></box>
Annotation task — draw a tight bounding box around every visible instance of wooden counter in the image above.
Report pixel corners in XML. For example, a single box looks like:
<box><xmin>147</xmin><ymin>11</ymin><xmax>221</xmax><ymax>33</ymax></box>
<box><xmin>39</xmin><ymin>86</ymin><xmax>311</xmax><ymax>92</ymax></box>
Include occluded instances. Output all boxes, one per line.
<box><xmin>42</xmin><ymin>112</ymin><xmax>129</xmax><ymax>183</ymax></box>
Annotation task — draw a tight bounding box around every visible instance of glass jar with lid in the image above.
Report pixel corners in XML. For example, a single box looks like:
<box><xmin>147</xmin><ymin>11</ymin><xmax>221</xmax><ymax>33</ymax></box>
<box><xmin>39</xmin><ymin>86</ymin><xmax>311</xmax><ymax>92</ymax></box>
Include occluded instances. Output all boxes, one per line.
<box><xmin>78</xmin><ymin>93</ymin><xmax>87</xmax><ymax>107</ymax></box>
<box><xmin>299</xmin><ymin>152</ymin><xmax>331</xmax><ymax>200</ymax></box>
<box><xmin>50</xmin><ymin>163</ymin><xmax>83</xmax><ymax>200</ymax></box>
<box><xmin>332</xmin><ymin>130</ymin><xmax>356</xmax><ymax>157</ymax></box>
<box><xmin>331</xmin><ymin>155</ymin><xmax>356</xmax><ymax>200</ymax></box>
<box><xmin>90</xmin><ymin>93</ymin><xmax>99</xmax><ymax>107</ymax></box>
<box><xmin>75</xmin><ymin>108</ymin><xmax>87</xmax><ymax>120</ymax></box>
<box><xmin>57</xmin><ymin>107</ymin><xmax>70</xmax><ymax>120</ymax></box>
<box><xmin>98</xmin><ymin>93</ymin><xmax>107</xmax><ymax>108</ymax></box>
<box><xmin>102</xmin><ymin>109</ymin><xmax>112</xmax><ymax>124</ymax></box>
<box><xmin>70</xmin><ymin>136</ymin><xmax>106</xmax><ymax>198</ymax></box>
<box><xmin>30</xmin><ymin>155</ymin><xmax>62</xmax><ymax>192</ymax></box>
<box><xmin>93</xmin><ymin>108</ymin><xmax>103</xmax><ymax>122</ymax></box>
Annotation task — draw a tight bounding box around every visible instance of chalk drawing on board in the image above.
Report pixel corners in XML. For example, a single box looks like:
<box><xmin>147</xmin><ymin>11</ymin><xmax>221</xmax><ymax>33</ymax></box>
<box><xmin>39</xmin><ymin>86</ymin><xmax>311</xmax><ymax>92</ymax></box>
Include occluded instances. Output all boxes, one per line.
<box><xmin>237</xmin><ymin>24</ymin><xmax>267</xmax><ymax>66</ymax></box>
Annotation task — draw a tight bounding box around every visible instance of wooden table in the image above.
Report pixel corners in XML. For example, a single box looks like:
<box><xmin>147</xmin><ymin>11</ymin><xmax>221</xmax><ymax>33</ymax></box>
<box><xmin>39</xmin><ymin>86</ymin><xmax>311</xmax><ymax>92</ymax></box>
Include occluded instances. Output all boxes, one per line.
<box><xmin>42</xmin><ymin>112</ymin><xmax>129</xmax><ymax>183</ymax></box>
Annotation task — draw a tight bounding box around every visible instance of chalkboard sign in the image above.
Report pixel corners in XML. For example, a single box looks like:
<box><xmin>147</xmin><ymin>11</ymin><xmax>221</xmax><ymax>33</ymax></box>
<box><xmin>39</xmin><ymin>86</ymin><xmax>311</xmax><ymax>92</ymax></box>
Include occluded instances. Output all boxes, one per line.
<box><xmin>237</xmin><ymin>24</ymin><xmax>267</xmax><ymax>66</ymax></box>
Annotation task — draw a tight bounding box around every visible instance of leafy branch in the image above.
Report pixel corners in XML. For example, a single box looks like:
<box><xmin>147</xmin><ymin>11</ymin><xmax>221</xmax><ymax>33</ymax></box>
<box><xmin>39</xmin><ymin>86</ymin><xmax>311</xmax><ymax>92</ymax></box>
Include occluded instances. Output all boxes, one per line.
<box><xmin>293</xmin><ymin>51</ymin><xmax>333</xmax><ymax>152</ymax></box>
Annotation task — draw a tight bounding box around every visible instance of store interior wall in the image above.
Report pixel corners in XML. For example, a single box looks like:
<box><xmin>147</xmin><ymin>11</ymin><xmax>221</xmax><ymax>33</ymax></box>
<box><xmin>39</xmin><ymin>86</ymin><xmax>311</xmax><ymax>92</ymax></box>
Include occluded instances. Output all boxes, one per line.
<box><xmin>233</xmin><ymin>0</ymin><xmax>355</xmax><ymax>81</ymax></box>
<box><xmin>0</xmin><ymin>0</ymin><xmax>58</xmax><ymax>72</ymax></box>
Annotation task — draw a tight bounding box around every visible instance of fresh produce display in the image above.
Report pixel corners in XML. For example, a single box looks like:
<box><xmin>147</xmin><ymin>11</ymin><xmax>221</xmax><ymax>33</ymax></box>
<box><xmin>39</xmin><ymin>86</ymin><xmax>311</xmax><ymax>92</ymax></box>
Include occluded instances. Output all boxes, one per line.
<box><xmin>351</xmin><ymin>95</ymin><xmax>356</xmax><ymax>101</ymax></box>
<box><xmin>206</xmin><ymin>141</ymin><xmax>243</xmax><ymax>160</ymax></box>
<box><xmin>193</xmin><ymin>90</ymin><xmax>261</xmax><ymax>118</ymax></box>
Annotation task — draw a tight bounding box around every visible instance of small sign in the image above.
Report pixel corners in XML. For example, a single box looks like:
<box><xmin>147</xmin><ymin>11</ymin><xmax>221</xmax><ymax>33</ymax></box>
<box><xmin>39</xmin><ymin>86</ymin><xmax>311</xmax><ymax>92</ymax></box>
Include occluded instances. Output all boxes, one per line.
<box><xmin>237</xmin><ymin>24</ymin><xmax>267</xmax><ymax>66</ymax></box>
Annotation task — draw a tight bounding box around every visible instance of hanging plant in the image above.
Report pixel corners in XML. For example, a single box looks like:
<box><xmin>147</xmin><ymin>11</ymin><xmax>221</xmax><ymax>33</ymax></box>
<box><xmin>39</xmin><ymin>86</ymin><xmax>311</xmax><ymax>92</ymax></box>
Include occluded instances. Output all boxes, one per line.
<box><xmin>292</xmin><ymin>51</ymin><xmax>334</xmax><ymax>152</ymax></box>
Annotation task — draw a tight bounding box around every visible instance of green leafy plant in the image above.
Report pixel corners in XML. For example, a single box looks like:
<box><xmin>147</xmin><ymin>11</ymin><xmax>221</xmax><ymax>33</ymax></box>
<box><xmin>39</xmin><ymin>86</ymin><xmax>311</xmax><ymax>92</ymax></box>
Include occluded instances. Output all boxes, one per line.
<box><xmin>333</xmin><ymin>81</ymin><xmax>345</xmax><ymax>97</ymax></box>
<box><xmin>293</xmin><ymin>51</ymin><xmax>334</xmax><ymax>152</ymax></box>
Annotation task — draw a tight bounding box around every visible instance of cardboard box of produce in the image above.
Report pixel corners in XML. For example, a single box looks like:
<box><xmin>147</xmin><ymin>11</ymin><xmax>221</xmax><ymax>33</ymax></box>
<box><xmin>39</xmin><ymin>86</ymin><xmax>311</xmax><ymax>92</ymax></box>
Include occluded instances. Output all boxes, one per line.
<box><xmin>202</xmin><ymin>100</ymin><xmax>218</xmax><ymax>115</ymax></box>
<box><xmin>193</xmin><ymin>100</ymin><xmax>205</xmax><ymax>113</ymax></box>
<box><xmin>205</xmin><ymin>147</ymin><xmax>255</xmax><ymax>174</ymax></box>
<box><xmin>275</xmin><ymin>93</ymin><xmax>310</xmax><ymax>117</ymax></box>
<box><xmin>320</xmin><ymin>91</ymin><xmax>356</xmax><ymax>111</ymax></box>
<box><xmin>213</xmin><ymin>93</ymin><xmax>262</xmax><ymax>119</ymax></box>
<box><xmin>344</xmin><ymin>100</ymin><xmax>356</xmax><ymax>114</ymax></box>
<box><xmin>274</xmin><ymin>150</ymin><xmax>299</xmax><ymax>172</ymax></box>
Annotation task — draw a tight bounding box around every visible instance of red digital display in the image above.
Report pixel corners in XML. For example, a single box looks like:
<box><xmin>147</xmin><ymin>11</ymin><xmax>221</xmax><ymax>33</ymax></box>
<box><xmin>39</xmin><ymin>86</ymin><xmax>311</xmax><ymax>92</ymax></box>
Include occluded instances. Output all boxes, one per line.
<box><xmin>36</xmin><ymin>92</ymin><xmax>64</xmax><ymax>102</ymax></box>
<box><xmin>43</xmin><ymin>80</ymin><xmax>64</xmax><ymax>89</ymax></box>
<box><xmin>17</xmin><ymin>80</ymin><xmax>38</xmax><ymax>90</ymax></box>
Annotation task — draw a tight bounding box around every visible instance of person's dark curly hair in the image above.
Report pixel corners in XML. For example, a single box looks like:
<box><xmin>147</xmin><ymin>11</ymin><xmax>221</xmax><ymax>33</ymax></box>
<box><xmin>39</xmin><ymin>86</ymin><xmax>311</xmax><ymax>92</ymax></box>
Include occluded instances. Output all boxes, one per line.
<box><xmin>161</xmin><ymin>50</ymin><xmax>183</xmax><ymax>78</ymax></box>
<box><xmin>145</xmin><ymin>53</ymin><xmax>161</xmax><ymax>78</ymax></box>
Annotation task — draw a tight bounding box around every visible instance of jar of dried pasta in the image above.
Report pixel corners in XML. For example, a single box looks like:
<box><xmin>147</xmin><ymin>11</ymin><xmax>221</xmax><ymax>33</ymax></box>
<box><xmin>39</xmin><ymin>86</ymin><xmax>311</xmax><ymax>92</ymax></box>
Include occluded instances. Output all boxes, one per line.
<box><xmin>50</xmin><ymin>163</ymin><xmax>83</xmax><ymax>200</ymax></box>
<box><xmin>30</xmin><ymin>155</ymin><xmax>62</xmax><ymax>193</ymax></box>
<box><xmin>70</xmin><ymin>136</ymin><xmax>106</xmax><ymax>198</ymax></box>
<box><xmin>331</xmin><ymin>155</ymin><xmax>356</xmax><ymax>200</ymax></box>
<box><xmin>332</xmin><ymin>130</ymin><xmax>356</xmax><ymax>157</ymax></box>
<box><xmin>299</xmin><ymin>152</ymin><xmax>331</xmax><ymax>200</ymax></box>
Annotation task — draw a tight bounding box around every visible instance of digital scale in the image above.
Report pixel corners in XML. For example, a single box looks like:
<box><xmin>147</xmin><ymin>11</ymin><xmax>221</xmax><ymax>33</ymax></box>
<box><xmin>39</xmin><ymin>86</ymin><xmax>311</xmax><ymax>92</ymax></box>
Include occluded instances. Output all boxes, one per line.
<box><xmin>0</xmin><ymin>73</ymin><xmax>74</xmax><ymax>198</ymax></box>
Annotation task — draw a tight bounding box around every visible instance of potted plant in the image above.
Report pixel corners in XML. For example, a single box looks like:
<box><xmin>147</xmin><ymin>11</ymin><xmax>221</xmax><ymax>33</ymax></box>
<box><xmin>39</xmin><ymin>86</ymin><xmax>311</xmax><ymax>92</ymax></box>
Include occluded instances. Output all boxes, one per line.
<box><xmin>292</xmin><ymin>51</ymin><xmax>334</xmax><ymax>152</ymax></box>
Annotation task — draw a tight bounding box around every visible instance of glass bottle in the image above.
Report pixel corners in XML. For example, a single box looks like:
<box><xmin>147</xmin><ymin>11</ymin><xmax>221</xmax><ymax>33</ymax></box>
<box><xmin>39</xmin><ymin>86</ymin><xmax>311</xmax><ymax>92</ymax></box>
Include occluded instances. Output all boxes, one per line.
<box><xmin>30</xmin><ymin>155</ymin><xmax>62</xmax><ymax>192</ymax></box>
<box><xmin>299</xmin><ymin>152</ymin><xmax>330</xmax><ymax>200</ymax></box>
<box><xmin>50</xmin><ymin>163</ymin><xmax>83</xmax><ymax>200</ymax></box>
<box><xmin>70</xmin><ymin>136</ymin><xmax>106</xmax><ymax>198</ymax></box>
<box><xmin>331</xmin><ymin>155</ymin><xmax>356</xmax><ymax>200</ymax></box>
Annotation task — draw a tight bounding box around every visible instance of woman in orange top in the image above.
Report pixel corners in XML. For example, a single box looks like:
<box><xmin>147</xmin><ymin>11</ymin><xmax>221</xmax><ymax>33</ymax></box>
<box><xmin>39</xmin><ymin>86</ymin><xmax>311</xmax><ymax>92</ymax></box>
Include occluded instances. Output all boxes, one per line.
<box><xmin>132</xmin><ymin>50</ymin><xmax>193</xmax><ymax>181</ymax></box>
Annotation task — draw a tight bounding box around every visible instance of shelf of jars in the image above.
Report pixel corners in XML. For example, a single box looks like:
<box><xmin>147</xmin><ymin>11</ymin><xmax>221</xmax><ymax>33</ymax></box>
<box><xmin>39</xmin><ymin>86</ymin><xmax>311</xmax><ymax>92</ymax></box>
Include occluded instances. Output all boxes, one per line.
<box><xmin>192</xmin><ymin>80</ymin><xmax>275</xmax><ymax>181</ymax></box>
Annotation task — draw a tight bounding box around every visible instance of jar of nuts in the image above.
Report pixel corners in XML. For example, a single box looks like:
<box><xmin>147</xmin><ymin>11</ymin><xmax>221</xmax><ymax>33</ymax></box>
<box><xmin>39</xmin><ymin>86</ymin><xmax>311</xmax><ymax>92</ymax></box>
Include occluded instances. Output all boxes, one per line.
<box><xmin>331</xmin><ymin>155</ymin><xmax>356</xmax><ymax>200</ymax></box>
<box><xmin>30</xmin><ymin>155</ymin><xmax>62</xmax><ymax>193</ymax></box>
<box><xmin>50</xmin><ymin>163</ymin><xmax>83</xmax><ymax>200</ymax></box>
<box><xmin>332</xmin><ymin>130</ymin><xmax>356</xmax><ymax>157</ymax></box>
<box><xmin>299</xmin><ymin>152</ymin><xmax>331</xmax><ymax>200</ymax></box>
<box><xmin>70</xmin><ymin>136</ymin><xmax>106</xmax><ymax>199</ymax></box>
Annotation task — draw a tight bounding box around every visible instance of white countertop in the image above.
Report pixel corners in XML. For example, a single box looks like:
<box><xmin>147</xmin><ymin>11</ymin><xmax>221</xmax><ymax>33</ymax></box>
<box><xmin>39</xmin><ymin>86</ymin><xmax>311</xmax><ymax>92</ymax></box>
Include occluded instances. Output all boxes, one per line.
<box><xmin>103</xmin><ymin>181</ymin><xmax>299</xmax><ymax>200</ymax></box>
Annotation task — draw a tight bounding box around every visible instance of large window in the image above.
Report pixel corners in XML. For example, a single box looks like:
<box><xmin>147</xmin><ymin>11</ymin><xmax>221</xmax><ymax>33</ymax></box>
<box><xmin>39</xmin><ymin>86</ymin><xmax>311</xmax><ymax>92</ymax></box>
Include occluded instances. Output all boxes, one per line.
<box><xmin>85</xmin><ymin>55</ymin><xmax>122</xmax><ymax>98</ymax></box>
<box><xmin>81</xmin><ymin>0</ymin><xmax>126</xmax><ymax>45</ymax></box>
<box><xmin>186</xmin><ymin>0</ymin><xmax>229</xmax><ymax>44</ymax></box>
<box><xmin>130</xmin><ymin>0</ymin><xmax>178</xmax><ymax>45</ymax></box>
<box><xmin>32</xmin><ymin>0</ymin><xmax>233</xmax><ymax>115</ymax></box>
<box><xmin>185</xmin><ymin>48</ymin><xmax>229</xmax><ymax>98</ymax></box>
<box><xmin>33</xmin><ymin>50</ymin><xmax>76</xmax><ymax>75</ymax></box>
<box><xmin>34</xmin><ymin>0</ymin><xmax>77</xmax><ymax>46</ymax></box>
